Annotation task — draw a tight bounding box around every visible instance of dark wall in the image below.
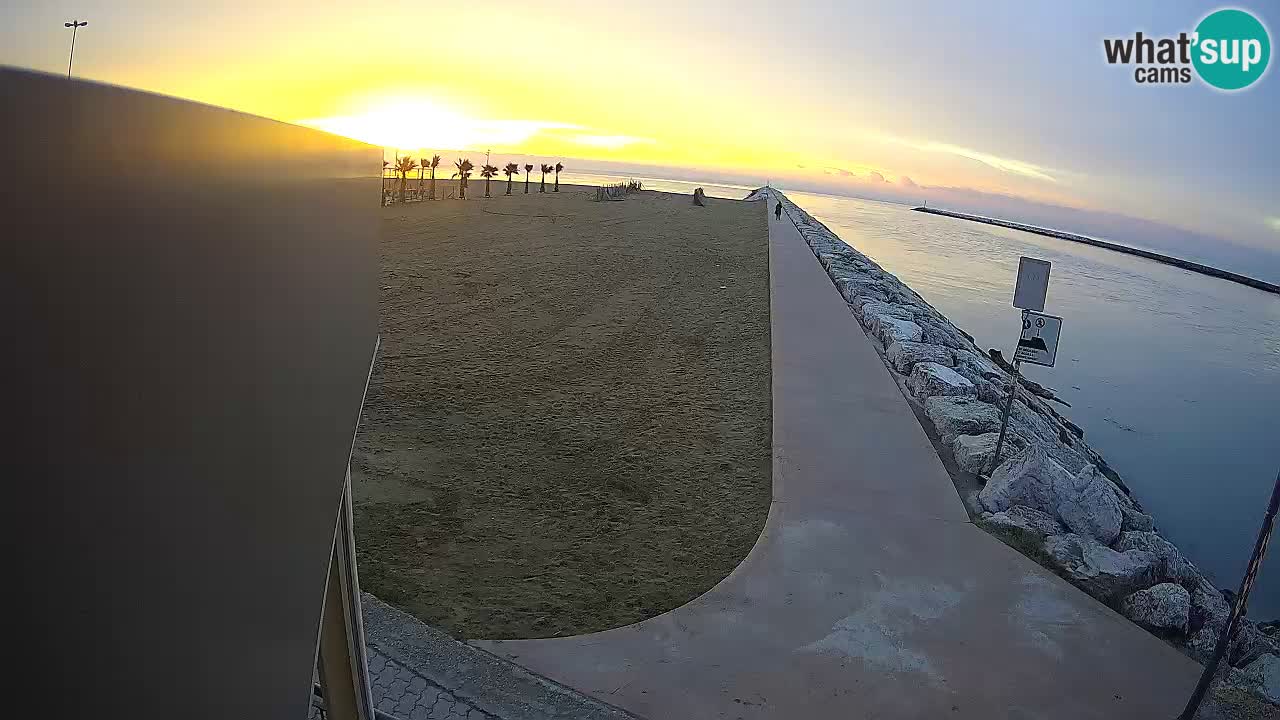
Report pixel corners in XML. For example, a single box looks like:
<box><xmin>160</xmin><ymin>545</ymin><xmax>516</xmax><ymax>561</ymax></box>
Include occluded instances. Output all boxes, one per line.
<box><xmin>1</xmin><ymin>68</ymin><xmax>380</xmax><ymax>719</ymax></box>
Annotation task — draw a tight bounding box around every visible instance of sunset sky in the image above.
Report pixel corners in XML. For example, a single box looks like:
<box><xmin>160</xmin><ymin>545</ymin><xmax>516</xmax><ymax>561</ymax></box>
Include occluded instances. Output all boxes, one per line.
<box><xmin>4</xmin><ymin>1</ymin><xmax>1277</xmax><ymax>260</ymax></box>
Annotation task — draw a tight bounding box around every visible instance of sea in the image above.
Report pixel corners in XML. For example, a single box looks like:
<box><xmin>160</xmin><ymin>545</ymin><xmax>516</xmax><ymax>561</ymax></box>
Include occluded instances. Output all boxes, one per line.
<box><xmin>562</xmin><ymin>172</ymin><xmax>1280</xmax><ymax>619</ymax></box>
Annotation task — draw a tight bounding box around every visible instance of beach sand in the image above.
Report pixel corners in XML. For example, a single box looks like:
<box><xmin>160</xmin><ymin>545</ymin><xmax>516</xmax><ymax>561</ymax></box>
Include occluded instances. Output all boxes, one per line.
<box><xmin>352</xmin><ymin>184</ymin><xmax>772</xmax><ymax>639</ymax></box>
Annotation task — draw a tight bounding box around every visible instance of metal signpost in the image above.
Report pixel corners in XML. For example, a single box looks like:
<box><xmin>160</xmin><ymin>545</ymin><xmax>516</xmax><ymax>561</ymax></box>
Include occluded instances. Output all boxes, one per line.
<box><xmin>986</xmin><ymin>258</ymin><xmax>1062</xmax><ymax>477</ymax></box>
<box><xmin>1178</xmin><ymin>469</ymin><xmax>1280</xmax><ymax>719</ymax></box>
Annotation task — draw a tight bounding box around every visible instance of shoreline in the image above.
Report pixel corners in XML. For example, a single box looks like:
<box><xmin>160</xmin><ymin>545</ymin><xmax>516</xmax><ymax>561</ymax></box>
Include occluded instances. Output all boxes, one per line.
<box><xmin>911</xmin><ymin>206</ymin><xmax>1280</xmax><ymax>295</ymax></box>
<box><xmin>761</xmin><ymin>188</ymin><xmax>1279</xmax><ymax>706</ymax></box>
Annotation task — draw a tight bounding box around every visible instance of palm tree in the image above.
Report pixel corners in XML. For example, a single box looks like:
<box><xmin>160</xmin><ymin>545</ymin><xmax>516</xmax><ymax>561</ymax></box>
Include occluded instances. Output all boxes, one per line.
<box><xmin>428</xmin><ymin>154</ymin><xmax>441</xmax><ymax>200</ymax></box>
<box><xmin>417</xmin><ymin>158</ymin><xmax>427</xmax><ymax>196</ymax></box>
<box><xmin>394</xmin><ymin>156</ymin><xmax>418</xmax><ymax>204</ymax></box>
<box><xmin>503</xmin><ymin>163</ymin><xmax>519</xmax><ymax>195</ymax></box>
<box><xmin>452</xmin><ymin>158</ymin><xmax>473</xmax><ymax>199</ymax></box>
<box><xmin>523</xmin><ymin>163</ymin><xmax>533</xmax><ymax>193</ymax></box>
<box><xmin>539</xmin><ymin>163</ymin><xmax>552</xmax><ymax>193</ymax></box>
<box><xmin>480</xmin><ymin>164</ymin><xmax>499</xmax><ymax>198</ymax></box>
<box><xmin>553</xmin><ymin>162</ymin><xmax>563</xmax><ymax>192</ymax></box>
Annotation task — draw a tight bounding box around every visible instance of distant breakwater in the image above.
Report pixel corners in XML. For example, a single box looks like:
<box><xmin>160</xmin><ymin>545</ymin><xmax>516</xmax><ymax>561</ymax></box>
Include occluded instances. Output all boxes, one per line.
<box><xmin>911</xmin><ymin>207</ymin><xmax>1280</xmax><ymax>295</ymax></box>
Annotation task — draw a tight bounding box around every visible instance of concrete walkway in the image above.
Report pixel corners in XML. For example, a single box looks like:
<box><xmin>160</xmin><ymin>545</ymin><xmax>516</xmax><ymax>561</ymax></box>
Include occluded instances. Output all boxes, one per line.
<box><xmin>473</xmin><ymin>195</ymin><xmax>1201</xmax><ymax>719</ymax></box>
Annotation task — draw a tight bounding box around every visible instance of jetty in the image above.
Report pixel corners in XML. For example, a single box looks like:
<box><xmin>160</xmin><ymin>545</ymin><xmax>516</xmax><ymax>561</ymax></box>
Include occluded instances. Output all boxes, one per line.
<box><xmin>912</xmin><ymin>206</ymin><xmax>1280</xmax><ymax>295</ymax></box>
<box><xmin>471</xmin><ymin>191</ymin><xmax>1204</xmax><ymax>719</ymax></box>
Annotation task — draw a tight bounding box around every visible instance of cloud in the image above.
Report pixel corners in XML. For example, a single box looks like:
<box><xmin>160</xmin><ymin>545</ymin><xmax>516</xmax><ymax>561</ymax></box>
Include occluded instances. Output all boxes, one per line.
<box><xmin>881</xmin><ymin>135</ymin><xmax>1059</xmax><ymax>183</ymax></box>
<box><xmin>567</xmin><ymin>134</ymin><xmax>655</xmax><ymax>149</ymax></box>
<box><xmin>1267</xmin><ymin>217</ymin><xmax>1280</xmax><ymax>232</ymax></box>
<box><xmin>869</xmin><ymin>171</ymin><xmax>885</xmax><ymax>182</ymax></box>
<box><xmin>898</xmin><ymin>175</ymin><xmax>918</xmax><ymax>188</ymax></box>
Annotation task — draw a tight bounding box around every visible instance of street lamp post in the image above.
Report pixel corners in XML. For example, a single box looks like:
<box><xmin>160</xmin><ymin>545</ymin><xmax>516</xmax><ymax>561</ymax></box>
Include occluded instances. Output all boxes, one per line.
<box><xmin>64</xmin><ymin>20</ymin><xmax>88</xmax><ymax>79</ymax></box>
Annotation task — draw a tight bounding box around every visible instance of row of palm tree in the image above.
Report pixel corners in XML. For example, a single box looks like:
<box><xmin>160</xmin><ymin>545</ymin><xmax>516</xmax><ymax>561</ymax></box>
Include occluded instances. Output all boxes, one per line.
<box><xmin>385</xmin><ymin>155</ymin><xmax>565</xmax><ymax>202</ymax></box>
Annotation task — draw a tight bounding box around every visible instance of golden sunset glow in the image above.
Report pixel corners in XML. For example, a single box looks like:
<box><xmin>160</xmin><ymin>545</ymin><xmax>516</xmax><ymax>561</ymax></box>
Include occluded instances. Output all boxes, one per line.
<box><xmin>5</xmin><ymin>1</ymin><xmax>1277</xmax><ymax>249</ymax></box>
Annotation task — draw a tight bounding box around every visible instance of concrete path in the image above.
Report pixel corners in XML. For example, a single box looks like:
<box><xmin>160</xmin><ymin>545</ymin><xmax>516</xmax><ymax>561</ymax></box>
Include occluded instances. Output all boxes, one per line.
<box><xmin>472</xmin><ymin>195</ymin><xmax>1201</xmax><ymax>719</ymax></box>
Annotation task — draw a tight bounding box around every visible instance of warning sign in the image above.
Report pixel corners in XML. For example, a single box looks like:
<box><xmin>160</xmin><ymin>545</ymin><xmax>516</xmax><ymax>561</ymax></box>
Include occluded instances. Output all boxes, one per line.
<box><xmin>1014</xmin><ymin>311</ymin><xmax>1062</xmax><ymax>367</ymax></box>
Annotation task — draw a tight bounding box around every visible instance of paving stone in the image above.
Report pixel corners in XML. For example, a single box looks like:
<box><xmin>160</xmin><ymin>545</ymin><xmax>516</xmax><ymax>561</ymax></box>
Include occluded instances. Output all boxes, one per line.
<box><xmin>429</xmin><ymin>699</ymin><xmax>454</xmax><ymax>719</ymax></box>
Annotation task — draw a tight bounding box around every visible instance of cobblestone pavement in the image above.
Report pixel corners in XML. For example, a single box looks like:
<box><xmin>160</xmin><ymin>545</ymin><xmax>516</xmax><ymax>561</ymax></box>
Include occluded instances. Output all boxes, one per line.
<box><xmin>367</xmin><ymin>646</ymin><xmax>488</xmax><ymax>720</ymax></box>
<box><xmin>311</xmin><ymin>645</ymin><xmax>490</xmax><ymax>720</ymax></box>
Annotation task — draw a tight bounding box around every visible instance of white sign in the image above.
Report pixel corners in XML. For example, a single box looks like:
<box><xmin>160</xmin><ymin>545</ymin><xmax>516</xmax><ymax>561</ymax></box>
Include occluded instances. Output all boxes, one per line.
<box><xmin>1013</xmin><ymin>257</ymin><xmax>1051</xmax><ymax>311</ymax></box>
<box><xmin>1015</xmin><ymin>311</ymin><xmax>1062</xmax><ymax>367</ymax></box>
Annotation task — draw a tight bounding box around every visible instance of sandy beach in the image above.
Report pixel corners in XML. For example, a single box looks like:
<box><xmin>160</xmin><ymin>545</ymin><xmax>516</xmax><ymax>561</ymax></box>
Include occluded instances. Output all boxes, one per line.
<box><xmin>352</xmin><ymin>185</ymin><xmax>772</xmax><ymax>639</ymax></box>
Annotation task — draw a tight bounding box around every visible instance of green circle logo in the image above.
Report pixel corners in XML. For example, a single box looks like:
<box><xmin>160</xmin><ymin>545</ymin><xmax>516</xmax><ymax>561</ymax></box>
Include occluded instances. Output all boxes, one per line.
<box><xmin>1193</xmin><ymin>9</ymin><xmax>1270</xmax><ymax>90</ymax></box>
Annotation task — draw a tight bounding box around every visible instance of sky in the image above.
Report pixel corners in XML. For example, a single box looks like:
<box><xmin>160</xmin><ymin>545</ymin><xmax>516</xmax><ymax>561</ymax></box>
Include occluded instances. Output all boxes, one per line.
<box><xmin>3</xmin><ymin>1</ymin><xmax>1278</xmax><ymax>265</ymax></box>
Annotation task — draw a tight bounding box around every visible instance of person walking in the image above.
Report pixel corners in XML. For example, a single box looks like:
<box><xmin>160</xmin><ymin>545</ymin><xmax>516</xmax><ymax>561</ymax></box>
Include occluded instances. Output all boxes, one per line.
<box><xmin>775</xmin><ymin>201</ymin><xmax>783</xmax><ymax>220</ymax></box>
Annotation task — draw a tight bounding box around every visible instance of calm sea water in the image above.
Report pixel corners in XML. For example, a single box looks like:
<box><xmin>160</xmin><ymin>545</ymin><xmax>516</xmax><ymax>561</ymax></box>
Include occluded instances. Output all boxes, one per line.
<box><xmin>563</xmin><ymin>171</ymin><xmax>1280</xmax><ymax>617</ymax></box>
<box><xmin>787</xmin><ymin>190</ymin><xmax>1280</xmax><ymax>619</ymax></box>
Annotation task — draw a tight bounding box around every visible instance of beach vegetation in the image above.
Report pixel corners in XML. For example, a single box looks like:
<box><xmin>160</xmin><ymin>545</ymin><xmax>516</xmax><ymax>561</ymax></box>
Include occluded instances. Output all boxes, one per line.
<box><xmin>554</xmin><ymin>162</ymin><xmax>563</xmax><ymax>192</ymax></box>
<box><xmin>394</xmin><ymin>155</ymin><xmax>418</xmax><ymax>205</ymax></box>
<box><xmin>480</xmin><ymin>164</ymin><xmax>499</xmax><ymax>198</ymax></box>
<box><xmin>503</xmin><ymin>162</ymin><xmax>519</xmax><ymax>195</ymax></box>
<box><xmin>452</xmin><ymin>158</ymin><xmax>473</xmax><ymax>199</ymax></box>
<box><xmin>539</xmin><ymin>163</ymin><xmax>552</xmax><ymax>192</ymax></box>
<box><xmin>523</xmin><ymin>163</ymin><xmax>533</xmax><ymax>193</ymax></box>
<box><xmin>428</xmin><ymin>154</ymin><xmax>441</xmax><ymax>200</ymax></box>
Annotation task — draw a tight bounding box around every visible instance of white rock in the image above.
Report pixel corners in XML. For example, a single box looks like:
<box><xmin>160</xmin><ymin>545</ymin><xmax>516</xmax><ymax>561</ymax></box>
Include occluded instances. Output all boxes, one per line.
<box><xmin>952</xmin><ymin>433</ymin><xmax>999</xmax><ymax>475</ymax></box>
<box><xmin>952</xmin><ymin>431</ymin><xmax>1029</xmax><ymax>475</ymax></box>
<box><xmin>871</xmin><ymin>315</ymin><xmax>923</xmax><ymax>346</ymax></box>
<box><xmin>834</xmin><ymin>277</ymin><xmax>887</xmax><ymax>304</ymax></box>
<box><xmin>848</xmin><ymin>294</ymin><xmax>886</xmax><ymax>320</ymax></box>
<box><xmin>1186</xmin><ymin>624</ymin><xmax>1222</xmax><ymax>664</ymax></box>
<box><xmin>979</xmin><ymin>444</ymin><xmax>1074</xmax><ymax>515</ymax></box>
<box><xmin>1241</xmin><ymin>654</ymin><xmax>1280</xmax><ymax>705</ymax></box>
<box><xmin>1121</xmin><ymin>583</ymin><xmax>1190</xmax><ymax>632</ymax></box>
<box><xmin>1042</xmin><ymin>441</ymin><xmax>1091</xmax><ymax>475</ymax></box>
<box><xmin>954</xmin><ymin>349</ymin><xmax>1003</xmax><ymax>380</ymax></box>
<box><xmin>1189</xmin><ymin>575</ymin><xmax>1232</xmax><ymax>634</ymax></box>
<box><xmin>1008</xmin><ymin>400</ymin><xmax>1063</xmax><ymax>445</ymax></box>
<box><xmin>1234</xmin><ymin>624</ymin><xmax>1280</xmax><ymax>669</ymax></box>
<box><xmin>886</xmin><ymin>341</ymin><xmax>955</xmax><ymax>374</ymax></box>
<box><xmin>914</xmin><ymin>315</ymin><xmax>974</xmax><ymax>351</ymax></box>
<box><xmin>1055</xmin><ymin>464</ymin><xmax>1123</xmax><ymax>545</ymax></box>
<box><xmin>1120</xmin><ymin>505</ymin><xmax>1156</xmax><ymax>532</ymax></box>
<box><xmin>1043</xmin><ymin>533</ymin><xmax>1160</xmax><ymax>601</ymax></box>
<box><xmin>1115</xmin><ymin>531</ymin><xmax>1197</xmax><ymax>583</ymax></box>
<box><xmin>924</xmin><ymin>396</ymin><xmax>1002</xmax><ymax>444</ymax></box>
<box><xmin>981</xmin><ymin>505</ymin><xmax>1064</xmax><ymax>537</ymax></box>
<box><xmin>859</xmin><ymin>300</ymin><xmax>914</xmax><ymax>323</ymax></box>
<box><xmin>906</xmin><ymin>362</ymin><xmax>975</xmax><ymax>399</ymax></box>
<box><xmin>975</xmin><ymin>377</ymin><xmax>1010</xmax><ymax>406</ymax></box>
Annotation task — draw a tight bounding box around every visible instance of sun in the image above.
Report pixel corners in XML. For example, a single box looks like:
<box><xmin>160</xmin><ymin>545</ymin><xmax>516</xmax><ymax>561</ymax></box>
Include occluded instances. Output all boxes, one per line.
<box><xmin>298</xmin><ymin>95</ymin><xmax>578</xmax><ymax>155</ymax></box>
<box><xmin>299</xmin><ymin>96</ymin><xmax>478</xmax><ymax>151</ymax></box>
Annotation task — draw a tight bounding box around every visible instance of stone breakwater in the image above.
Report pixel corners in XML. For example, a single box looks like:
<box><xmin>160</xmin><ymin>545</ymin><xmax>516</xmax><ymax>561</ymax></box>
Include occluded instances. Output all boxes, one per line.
<box><xmin>754</xmin><ymin>188</ymin><xmax>1279</xmax><ymax>704</ymax></box>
